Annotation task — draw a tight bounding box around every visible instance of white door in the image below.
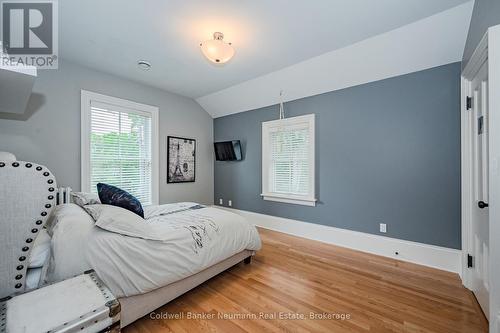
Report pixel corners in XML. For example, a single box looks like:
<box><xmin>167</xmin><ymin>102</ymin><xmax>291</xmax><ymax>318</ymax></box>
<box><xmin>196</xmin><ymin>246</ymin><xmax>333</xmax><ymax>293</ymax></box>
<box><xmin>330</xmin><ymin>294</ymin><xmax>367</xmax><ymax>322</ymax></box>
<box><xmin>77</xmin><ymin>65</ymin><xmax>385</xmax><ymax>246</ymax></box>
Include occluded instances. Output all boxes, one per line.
<box><xmin>467</xmin><ymin>61</ymin><xmax>490</xmax><ymax>319</ymax></box>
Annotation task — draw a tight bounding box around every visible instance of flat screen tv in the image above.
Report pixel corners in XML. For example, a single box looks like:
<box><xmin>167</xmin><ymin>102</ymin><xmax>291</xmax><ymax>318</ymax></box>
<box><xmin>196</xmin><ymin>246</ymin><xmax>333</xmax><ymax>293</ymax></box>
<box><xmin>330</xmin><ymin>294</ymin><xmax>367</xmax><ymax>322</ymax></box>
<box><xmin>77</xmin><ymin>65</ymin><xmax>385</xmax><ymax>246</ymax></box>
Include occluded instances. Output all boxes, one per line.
<box><xmin>214</xmin><ymin>140</ymin><xmax>242</xmax><ymax>161</ymax></box>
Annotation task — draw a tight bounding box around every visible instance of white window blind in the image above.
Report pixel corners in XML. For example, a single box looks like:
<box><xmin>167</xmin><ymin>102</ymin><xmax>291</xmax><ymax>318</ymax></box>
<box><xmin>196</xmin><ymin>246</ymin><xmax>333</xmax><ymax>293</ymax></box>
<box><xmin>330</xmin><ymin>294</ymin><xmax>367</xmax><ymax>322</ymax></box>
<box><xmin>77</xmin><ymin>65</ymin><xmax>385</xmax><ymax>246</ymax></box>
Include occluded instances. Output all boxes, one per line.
<box><xmin>89</xmin><ymin>101</ymin><xmax>153</xmax><ymax>205</ymax></box>
<box><xmin>270</xmin><ymin>128</ymin><xmax>309</xmax><ymax>195</ymax></box>
<box><xmin>262</xmin><ymin>114</ymin><xmax>316</xmax><ymax>206</ymax></box>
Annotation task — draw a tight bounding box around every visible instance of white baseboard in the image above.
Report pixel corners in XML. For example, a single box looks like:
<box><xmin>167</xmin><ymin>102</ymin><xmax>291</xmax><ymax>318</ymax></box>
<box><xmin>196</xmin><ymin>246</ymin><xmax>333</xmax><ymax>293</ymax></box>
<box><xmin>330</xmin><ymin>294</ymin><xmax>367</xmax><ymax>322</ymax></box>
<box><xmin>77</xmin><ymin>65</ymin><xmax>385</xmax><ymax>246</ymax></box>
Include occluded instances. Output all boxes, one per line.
<box><xmin>220</xmin><ymin>207</ymin><xmax>462</xmax><ymax>275</ymax></box>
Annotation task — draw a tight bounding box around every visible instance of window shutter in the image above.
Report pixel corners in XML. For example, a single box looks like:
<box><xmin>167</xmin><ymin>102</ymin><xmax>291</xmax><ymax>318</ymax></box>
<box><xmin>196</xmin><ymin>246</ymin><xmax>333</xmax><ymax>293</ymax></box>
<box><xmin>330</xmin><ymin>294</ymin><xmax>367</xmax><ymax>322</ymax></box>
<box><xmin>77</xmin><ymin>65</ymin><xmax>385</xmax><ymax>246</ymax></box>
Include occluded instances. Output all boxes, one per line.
<box><xmin>89</xmin><ymin>101</ymin><xmax>152</xmax><ymax>205</ymax></box>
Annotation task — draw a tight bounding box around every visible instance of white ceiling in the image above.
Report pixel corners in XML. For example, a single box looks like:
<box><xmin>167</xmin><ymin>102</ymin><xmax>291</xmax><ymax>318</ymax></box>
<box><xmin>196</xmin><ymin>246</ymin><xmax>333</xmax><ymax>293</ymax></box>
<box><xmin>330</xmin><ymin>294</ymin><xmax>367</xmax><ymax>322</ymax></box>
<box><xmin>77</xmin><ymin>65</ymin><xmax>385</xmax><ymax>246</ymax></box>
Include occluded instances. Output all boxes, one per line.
<box><xmin>198</xmin><ymin>1</ymin><xmax>474</xmax><ymax>117</ymax></box>
<box><xmin>59</xmin><ymin>0</ymin><xmax>470</xmax><ymax>100</ymax></box>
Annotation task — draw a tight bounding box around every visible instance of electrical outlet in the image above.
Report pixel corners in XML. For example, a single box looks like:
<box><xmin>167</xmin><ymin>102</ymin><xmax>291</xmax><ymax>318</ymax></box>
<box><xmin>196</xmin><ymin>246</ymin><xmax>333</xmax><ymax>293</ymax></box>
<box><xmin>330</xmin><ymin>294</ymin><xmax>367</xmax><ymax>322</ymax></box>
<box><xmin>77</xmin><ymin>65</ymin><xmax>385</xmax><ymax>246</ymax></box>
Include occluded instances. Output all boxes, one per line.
<box><xmin>219</xmin><ymin>198</ymin><xmax>223</xmax><ymax>205</ymax></box>
<box><xmin>379</xmin><ymin>223</ymin><xmax>387</xmax><ymax>233</ymax></box>
<box><xmin>228</xmin><ymin>200</ymin><xmax>232</xmax><ymax>207</ymax></box>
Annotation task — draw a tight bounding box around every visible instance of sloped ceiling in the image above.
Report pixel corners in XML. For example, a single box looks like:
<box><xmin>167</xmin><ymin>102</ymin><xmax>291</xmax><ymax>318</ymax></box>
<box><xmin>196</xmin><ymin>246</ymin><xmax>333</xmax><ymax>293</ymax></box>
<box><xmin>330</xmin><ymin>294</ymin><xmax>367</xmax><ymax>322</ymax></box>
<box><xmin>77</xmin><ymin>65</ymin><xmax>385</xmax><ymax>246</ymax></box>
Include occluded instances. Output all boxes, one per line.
<box><xmin>197</xmin><ymin>1</ymin><xmax>474</xmax><ymax>117</ymax></box>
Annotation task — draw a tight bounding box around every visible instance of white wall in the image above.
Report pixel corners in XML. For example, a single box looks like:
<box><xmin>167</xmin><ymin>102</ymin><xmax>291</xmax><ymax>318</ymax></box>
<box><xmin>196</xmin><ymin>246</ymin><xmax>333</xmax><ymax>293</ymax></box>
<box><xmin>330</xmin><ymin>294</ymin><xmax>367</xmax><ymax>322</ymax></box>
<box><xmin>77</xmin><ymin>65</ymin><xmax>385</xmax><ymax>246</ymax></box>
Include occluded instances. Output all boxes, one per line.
<box><xmin>0</xmin><ymin>60</ymin><xmax>214</xmax><ymax>205</ymax></box>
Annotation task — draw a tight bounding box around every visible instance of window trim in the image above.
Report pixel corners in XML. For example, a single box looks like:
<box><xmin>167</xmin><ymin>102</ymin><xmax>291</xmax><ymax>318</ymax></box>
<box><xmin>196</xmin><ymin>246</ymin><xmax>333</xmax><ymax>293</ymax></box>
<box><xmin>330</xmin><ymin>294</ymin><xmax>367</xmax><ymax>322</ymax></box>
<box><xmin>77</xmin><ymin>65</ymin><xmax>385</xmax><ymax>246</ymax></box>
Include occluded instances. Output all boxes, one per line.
<box><xmin>81</xmin><ymin>90</ymin><xmax>159</xmax><ymax>205</ymax></box>
<box><xmin>261</xmin><ymin>114</ymin><xmax>316</xmax><ymax>207</ymax></box>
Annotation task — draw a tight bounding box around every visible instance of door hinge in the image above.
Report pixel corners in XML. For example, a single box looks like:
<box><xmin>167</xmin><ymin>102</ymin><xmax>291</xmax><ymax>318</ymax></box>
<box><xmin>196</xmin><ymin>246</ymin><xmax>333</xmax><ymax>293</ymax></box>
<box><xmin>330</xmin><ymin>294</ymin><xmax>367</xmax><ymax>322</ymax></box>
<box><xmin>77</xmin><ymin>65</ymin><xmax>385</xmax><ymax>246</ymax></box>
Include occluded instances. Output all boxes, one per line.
<box><xmin>467</xmin><ymin>254</ymin><xmax>474</xmax><ymax>268</ymax></box>
<box><xmin>466</xmin><ymin>96</ymin><xmax>472</xmax><ymax>110</ymax></box>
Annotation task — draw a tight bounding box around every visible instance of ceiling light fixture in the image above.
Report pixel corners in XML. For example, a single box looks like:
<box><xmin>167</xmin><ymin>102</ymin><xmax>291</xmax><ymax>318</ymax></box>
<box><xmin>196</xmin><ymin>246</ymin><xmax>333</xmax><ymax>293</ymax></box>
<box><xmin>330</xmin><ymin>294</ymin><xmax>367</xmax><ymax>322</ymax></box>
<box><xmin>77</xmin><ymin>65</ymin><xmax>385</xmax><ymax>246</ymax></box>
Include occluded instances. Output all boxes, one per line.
<box><xmin>137</xmin><ymin>60</ymin><xmax>151</xmax><ymax>71</ymax></box>
<box><xmin>200</xmin><ymin>32</ymin><xmax>234</xmax><ymax>64</ymax></box>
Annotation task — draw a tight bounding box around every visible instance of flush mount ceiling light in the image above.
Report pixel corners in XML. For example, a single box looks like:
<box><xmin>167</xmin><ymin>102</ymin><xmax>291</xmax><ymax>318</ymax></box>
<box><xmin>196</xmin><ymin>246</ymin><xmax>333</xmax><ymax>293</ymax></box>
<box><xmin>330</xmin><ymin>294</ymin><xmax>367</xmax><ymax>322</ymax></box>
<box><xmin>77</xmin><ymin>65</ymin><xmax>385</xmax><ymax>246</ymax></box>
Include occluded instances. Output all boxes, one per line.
<box><xmin>200</xmin><ymin>32</ymin><xmax>234</xmax><ymax>64</ymax></box>
<box><xmin>137</xmin><ymin>60</ymin><xmax>151</xmax><ymax>71</ymax></box>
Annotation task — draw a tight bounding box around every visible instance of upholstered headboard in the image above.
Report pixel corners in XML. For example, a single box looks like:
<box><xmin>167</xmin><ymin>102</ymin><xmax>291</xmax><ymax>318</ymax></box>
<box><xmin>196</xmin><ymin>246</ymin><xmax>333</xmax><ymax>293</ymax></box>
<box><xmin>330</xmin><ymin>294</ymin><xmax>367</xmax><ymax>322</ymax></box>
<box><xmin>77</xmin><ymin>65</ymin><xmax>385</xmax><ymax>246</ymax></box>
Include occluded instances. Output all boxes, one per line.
<box><xmin>0</xmin><ymin>153</ymin><xmax>56</xmax><ymax>299</ymax></box>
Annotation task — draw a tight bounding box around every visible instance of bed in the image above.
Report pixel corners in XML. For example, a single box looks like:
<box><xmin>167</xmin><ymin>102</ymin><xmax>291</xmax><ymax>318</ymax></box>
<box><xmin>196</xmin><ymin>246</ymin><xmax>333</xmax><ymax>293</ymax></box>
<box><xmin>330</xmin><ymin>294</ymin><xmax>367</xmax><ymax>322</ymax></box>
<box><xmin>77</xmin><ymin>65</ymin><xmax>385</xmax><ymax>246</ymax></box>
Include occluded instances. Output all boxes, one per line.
<box><xmin>0</xmin><ymin>153</ymin><xmax>261</xmax><ymax>328</ymax></box>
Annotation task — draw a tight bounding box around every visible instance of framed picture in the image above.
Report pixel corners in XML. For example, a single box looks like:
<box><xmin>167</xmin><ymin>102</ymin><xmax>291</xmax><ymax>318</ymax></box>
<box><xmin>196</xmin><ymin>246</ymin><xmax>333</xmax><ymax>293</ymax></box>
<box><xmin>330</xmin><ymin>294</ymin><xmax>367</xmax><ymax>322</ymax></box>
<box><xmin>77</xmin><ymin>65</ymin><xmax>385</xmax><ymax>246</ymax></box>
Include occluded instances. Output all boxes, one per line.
<box><xmin>167</xmin><ymin>136</ymin><xmax>196</xmax><ymax>183</ymax></box>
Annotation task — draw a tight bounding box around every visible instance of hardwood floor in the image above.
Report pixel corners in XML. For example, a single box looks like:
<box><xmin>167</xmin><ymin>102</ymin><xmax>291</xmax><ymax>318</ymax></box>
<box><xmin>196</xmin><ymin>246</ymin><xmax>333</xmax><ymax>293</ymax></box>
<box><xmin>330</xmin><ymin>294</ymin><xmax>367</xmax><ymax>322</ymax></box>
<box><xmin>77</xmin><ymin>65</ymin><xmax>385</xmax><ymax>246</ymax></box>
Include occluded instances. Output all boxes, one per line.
<box><xmin>124</xmin><ymin>228</ymin><xmax>487</xmax><ymax>333</ymax></box>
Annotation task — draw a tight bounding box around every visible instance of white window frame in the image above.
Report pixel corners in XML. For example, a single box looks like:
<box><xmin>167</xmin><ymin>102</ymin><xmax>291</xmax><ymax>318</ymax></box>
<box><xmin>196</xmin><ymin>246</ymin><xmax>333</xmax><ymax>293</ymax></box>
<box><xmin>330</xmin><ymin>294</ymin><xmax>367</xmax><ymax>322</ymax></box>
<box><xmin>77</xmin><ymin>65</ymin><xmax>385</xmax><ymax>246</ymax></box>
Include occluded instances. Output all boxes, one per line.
<box><xmin>261</xmin><ymin>114</ymin><xmax>316</xmax><ymax>206</ymax></box>
<box><xmin>81</xmin><ymin>90</ymin><xmax>159</xmax><ymax>205</ymax></box>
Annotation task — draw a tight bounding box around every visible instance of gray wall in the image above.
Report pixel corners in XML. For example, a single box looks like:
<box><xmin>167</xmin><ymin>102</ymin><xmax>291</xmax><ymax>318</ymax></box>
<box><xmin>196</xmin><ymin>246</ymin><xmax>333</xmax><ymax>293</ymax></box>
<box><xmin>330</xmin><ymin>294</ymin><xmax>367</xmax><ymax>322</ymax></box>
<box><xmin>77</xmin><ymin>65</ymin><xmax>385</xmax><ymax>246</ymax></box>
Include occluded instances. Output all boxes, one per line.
<box><xmin>462</xmin><ymin>0</ymin><xmax>500</xmax><ymax>68</ymax></box>
<box><xmin>214</xmin><ymin>62</ymin><xmax>461</xmax><ymax>249</ymax></box>
<box><xmin>0</xmin><ymin>60</ymin><xmax>214</xmax><ymax>205</ymax></box>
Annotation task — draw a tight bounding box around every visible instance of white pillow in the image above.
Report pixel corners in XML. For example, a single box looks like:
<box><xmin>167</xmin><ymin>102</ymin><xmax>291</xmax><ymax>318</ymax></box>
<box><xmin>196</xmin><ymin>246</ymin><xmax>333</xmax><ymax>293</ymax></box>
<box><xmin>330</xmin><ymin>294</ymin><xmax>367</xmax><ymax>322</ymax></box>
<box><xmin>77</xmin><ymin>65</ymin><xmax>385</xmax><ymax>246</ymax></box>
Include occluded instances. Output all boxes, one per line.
<box><xmin>71</xmin><ymin>192</ymin><xmax>101</xmax><ymax>207</ymax></box>
<box><xmin>45</xmin><ymin>204</ymin><xmax>95</xmax><ymax>283</ymax></box>
<box><xmin>28</xmin><ymin>229</ymin><xmax>51</xmax><ymax>268</ymax></box>
<box><xmin>84</xmin><ymin>204</ymin><xmax>162</xmax><ymax>240</ymax></box>
<box><xmin>46</xmin><ymin>203</ymin><xmax>93</xmax><ymax>236</ymax></box>
<box><xmin>81</xmin><ymin>204</ymin><xmax>102</xmax><ymax>222</ymax></box>
<box><xmin>25</xmin><ymin>267</ymin><xmax>43</xmax><ymax>290</ymax></box>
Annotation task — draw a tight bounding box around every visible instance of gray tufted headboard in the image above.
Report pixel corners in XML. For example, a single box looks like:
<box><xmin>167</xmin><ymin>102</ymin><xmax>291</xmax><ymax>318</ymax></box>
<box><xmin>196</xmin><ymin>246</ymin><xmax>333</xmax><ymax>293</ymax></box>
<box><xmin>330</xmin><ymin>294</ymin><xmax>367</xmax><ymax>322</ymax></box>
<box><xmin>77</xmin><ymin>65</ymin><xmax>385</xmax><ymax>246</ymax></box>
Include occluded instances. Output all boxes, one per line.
<box><xmin>0</xmin><ymin>153</ymin><xmax>56</xmax><ymax>299</ymax></box>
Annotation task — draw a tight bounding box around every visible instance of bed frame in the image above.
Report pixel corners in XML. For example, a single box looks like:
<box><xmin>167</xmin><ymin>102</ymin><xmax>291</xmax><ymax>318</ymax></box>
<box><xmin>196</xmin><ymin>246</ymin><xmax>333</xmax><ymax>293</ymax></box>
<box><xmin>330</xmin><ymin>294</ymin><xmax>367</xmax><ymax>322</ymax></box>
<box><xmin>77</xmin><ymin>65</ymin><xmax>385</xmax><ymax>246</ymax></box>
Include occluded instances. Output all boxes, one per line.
<box><xmin>119</xmin><ymin>250</ymin><xmax>253</xmax><ymax>327</ymax></box>
<box><xmin>0</xmin><ymin>154</ymin><xmax>255</xmax><ymax>328</ymax></box>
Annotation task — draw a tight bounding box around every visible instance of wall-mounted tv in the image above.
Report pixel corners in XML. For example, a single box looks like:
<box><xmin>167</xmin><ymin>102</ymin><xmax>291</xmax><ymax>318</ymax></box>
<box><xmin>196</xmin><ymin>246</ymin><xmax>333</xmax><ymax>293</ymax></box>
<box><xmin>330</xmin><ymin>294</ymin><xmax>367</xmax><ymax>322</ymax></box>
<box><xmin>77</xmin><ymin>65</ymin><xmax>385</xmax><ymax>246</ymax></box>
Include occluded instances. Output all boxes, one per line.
<box><xmin>214</xmin><ymin>140</ymin><xmax>242</xmax><ymax>161</ymax></box>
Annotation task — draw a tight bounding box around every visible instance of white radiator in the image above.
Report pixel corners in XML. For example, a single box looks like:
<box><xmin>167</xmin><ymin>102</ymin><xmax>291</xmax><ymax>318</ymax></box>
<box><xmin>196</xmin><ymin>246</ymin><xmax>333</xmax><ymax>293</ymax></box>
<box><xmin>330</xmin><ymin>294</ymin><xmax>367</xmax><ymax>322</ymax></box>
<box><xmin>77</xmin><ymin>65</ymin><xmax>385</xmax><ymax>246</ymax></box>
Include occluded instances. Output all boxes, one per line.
<box><xmin>56</xmin><ymin>187</ymin><xmax>72</xmax><ymax>205</ymax></box>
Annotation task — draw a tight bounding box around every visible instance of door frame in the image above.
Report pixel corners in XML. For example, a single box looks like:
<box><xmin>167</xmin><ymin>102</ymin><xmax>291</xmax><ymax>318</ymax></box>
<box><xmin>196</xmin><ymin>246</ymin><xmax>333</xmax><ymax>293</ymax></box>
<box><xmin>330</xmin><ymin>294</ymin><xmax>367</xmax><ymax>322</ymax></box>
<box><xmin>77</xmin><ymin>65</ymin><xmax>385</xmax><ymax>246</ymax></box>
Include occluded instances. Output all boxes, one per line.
<box><xmin>460</xmin><ymin>32</ymin><xmax>486</xmax><ymax>290</ymax></box>
<box><xmin>461</xmin><ymin>24</ymin><xmax>500</xmax><ymax>330</ymax></box>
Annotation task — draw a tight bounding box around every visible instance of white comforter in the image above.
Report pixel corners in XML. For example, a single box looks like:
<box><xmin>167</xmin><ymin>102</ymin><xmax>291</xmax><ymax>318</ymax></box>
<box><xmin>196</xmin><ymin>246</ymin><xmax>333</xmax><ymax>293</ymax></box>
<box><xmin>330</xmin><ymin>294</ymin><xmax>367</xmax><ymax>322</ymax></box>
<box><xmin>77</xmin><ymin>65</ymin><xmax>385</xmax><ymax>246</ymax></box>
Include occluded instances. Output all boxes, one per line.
<box><xmin>47</xmin><ymin>203</ymin><xmax>261</xmax><ymax>298</ymax></box>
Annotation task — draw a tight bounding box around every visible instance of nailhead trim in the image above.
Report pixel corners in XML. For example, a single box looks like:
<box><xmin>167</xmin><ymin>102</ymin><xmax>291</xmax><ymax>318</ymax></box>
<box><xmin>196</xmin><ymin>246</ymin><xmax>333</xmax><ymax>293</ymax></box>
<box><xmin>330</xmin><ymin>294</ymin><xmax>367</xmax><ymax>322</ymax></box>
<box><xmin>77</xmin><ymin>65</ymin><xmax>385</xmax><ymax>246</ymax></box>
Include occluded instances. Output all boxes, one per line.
<box><xmin>2</xmin><ymin>162</ymin><xmax>56</xmax><ymax>295</ymax></box>
<box><xmin>0</xmin><ymin>301</ymin><xmax>6</xmax><ymax>333</ymax></box>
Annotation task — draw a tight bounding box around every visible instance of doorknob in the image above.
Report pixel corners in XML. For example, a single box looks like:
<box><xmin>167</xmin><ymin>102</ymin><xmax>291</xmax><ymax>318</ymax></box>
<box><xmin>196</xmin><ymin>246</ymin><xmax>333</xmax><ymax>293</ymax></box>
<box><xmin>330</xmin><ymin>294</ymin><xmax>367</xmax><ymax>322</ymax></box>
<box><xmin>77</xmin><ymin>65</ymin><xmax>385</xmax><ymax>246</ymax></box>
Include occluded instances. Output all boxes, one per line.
<box><xmin>478</xmin><ymin>201</ymin><xmax>489</xmax><ymax>209</ymax></box>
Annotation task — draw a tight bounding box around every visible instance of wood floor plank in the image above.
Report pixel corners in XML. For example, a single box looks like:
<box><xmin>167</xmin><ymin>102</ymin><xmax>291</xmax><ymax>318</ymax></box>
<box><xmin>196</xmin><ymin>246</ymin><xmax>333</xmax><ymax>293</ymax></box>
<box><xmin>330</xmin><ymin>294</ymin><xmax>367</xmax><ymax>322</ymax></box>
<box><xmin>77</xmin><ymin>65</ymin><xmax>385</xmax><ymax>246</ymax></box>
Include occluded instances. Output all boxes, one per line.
<box><xmin>124</xmin><ymin>228</ymin><xmax>488</xmax><ymax>333</ymax></box>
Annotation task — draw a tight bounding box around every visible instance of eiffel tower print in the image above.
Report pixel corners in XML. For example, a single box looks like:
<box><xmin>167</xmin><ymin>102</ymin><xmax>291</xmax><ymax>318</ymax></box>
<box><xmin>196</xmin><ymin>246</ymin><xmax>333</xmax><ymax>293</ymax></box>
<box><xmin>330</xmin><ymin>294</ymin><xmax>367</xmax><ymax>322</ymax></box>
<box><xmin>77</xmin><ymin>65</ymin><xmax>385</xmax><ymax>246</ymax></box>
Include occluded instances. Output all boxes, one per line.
<box><xmin>168</xmin><ymin>136</ymin><xmax>196</xmax><ymax>183</ymax></box>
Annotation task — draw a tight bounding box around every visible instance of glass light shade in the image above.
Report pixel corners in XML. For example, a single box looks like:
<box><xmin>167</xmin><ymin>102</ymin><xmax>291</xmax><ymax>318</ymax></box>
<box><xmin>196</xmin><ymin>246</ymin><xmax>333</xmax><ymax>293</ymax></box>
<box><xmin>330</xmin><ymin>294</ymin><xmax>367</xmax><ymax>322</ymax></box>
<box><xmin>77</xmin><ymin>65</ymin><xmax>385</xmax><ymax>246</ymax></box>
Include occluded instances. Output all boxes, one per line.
<box><xmin>200</xmin><ymin>32</ymin><xmax>234</xmax><ymax>64</ymax></box>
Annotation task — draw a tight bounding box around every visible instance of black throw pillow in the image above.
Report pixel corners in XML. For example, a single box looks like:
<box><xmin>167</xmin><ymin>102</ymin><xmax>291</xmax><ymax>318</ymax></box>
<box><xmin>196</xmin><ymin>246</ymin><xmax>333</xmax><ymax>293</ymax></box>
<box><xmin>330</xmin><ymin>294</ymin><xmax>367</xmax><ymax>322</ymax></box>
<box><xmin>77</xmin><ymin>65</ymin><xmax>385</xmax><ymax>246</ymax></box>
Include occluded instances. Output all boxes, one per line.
<box><xmin>96</xmin><ymin>183</ymin><xmax>144</xmax><ymax>218</ymax></box>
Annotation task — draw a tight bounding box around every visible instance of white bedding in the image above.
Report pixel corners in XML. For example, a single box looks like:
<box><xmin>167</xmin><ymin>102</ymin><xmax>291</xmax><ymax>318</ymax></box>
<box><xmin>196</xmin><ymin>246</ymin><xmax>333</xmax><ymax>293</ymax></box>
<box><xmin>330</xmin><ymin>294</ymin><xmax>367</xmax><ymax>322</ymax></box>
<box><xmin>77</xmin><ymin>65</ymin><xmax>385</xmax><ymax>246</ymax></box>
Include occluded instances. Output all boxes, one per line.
<box><xmin>47</xmin><ymin>203</ymin><xmax>261</xmax><ymax>298</ymax></box>
<box><xmin>29</xmin><ymin>228</ymin><xmax>51</xmax><ymax>268</ymax></box>
<box><xmin>25</xmin><ymin>268</ymin><xmax>43</xmax><ymax>290</ymax></box>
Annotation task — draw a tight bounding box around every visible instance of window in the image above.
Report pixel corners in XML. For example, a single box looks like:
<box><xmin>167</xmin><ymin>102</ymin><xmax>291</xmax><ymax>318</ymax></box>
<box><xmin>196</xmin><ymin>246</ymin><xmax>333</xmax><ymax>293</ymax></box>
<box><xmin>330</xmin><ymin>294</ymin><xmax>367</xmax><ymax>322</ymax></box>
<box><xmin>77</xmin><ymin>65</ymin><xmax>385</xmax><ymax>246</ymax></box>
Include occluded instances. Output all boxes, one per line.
<box><xmin>81</xmin><ymin>90</ymin><xmax>159</xmax><ymax>205</ymax></box>
<box><xmin>261</xmin><ymin>114</ymin><xmax>316</xmax><ymax>206</ymax></box>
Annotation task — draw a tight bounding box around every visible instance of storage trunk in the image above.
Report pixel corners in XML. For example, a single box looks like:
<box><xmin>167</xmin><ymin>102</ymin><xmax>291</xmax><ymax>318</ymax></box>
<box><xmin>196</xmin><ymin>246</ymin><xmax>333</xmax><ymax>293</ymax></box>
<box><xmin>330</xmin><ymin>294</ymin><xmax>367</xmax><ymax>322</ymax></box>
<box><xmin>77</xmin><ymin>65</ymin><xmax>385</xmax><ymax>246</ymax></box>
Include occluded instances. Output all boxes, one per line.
<box><xmin>1</xmin><ymin>270</ymin><xmax>120</xmax><ymax>333</ymax></box>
